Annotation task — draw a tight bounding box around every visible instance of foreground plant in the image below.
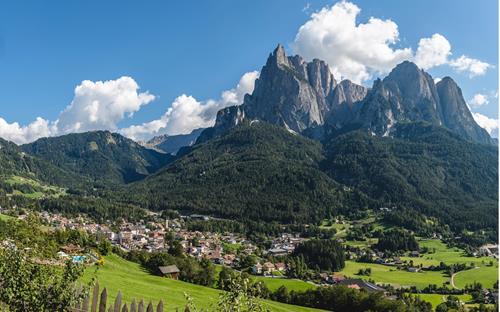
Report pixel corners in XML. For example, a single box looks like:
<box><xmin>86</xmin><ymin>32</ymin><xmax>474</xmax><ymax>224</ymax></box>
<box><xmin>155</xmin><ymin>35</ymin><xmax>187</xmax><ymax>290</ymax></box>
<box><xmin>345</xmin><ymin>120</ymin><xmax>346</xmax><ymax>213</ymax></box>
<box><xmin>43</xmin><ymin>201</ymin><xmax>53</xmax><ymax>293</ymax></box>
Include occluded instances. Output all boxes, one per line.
<box><xmin>0</xmin><ymin>247</ymin><xmax>86</xmax><ymax>312</ymax></box>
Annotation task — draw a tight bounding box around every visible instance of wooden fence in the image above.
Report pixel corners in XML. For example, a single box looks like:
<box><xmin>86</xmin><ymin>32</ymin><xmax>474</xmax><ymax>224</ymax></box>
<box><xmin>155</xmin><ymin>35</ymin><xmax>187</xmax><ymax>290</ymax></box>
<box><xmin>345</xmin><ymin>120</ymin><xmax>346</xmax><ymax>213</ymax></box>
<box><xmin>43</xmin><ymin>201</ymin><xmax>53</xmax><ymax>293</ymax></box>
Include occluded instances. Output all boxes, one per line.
<box><xmin>72</xmin><ymin>282</ymin><xmax>168</xmax><ymax>312</ymax></box>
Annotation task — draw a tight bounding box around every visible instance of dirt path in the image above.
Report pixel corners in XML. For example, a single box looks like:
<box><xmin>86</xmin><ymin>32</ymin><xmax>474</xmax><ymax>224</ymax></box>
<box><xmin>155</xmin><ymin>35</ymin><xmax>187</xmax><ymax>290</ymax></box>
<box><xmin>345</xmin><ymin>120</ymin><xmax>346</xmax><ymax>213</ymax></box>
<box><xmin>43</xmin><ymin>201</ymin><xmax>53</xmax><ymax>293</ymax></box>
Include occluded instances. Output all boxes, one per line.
<box><xmin>450</xmin><ymin>266</ymin><xmax>479</xmax><ymax>289</ymax></box>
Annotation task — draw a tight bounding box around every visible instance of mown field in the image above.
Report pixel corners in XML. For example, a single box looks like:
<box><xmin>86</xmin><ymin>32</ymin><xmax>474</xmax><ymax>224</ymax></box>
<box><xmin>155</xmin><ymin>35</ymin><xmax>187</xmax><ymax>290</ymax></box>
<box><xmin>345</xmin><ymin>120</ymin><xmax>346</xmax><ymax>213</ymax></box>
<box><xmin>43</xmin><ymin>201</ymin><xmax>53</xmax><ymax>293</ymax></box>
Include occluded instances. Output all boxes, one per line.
<box><xmin>340</xmin><ymin>261</ymin><xmax>448</xmax><ymax>289</ymax></box>
<box><xmin>411</xmin><ymin>294</ymin><xmax>472</xmax><ymax>309</ymax></box>
<box><xmin>335</xmin><ymin>238</ymin><xmax>498</xmax><ymax>290</ymax></box>
<box><xmin>81</xmin><ymin>255</ymin><xmax>324</xmax><ymax>312</ymax></box>
<box><xmin>252</xmin><ymin>276</ymin><xmax>316</xmax><ymax>292</ymax></box>
<box><xmin>402</xmin><ymin>239</ymin><xmax>498</xmax><ymax>289</ymax></box>
<box><xmin>5</xmin><ymin>175</ymin><xmax>65</xmax><ymax>199</ymax></box>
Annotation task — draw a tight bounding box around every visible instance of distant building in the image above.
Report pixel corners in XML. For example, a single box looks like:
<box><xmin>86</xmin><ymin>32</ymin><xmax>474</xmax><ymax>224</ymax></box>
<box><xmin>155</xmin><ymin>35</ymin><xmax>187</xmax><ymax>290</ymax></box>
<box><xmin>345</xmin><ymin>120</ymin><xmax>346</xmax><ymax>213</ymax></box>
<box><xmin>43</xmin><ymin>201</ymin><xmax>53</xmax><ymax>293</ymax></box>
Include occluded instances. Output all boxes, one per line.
<box><xmin>252</xmin><ymin>263</ymin><xmax>263</xmax><ymax>274</ymax></box>
<box><xmin>262</xmin><ymin>262</ymin><xmax>275</xmax><ymax>274</ymax></box>
<box><xmin>159</xmin><ymin>265</ymin><xmax>180</xmax><ymax>279</ymax></box>
<box><xmin>268</xmin><ymin>248</ymin><xmax>287</xmax><ymax>257</ymax></box>
<box><xmin>339</xmin><ymin>279</ymin><xmax>385</xmax><ymax>293</ymax></box>
<box><xmin>275</xmin><ymin>262</ymin><xmax>286</xmax><ymax>272</ymax></box>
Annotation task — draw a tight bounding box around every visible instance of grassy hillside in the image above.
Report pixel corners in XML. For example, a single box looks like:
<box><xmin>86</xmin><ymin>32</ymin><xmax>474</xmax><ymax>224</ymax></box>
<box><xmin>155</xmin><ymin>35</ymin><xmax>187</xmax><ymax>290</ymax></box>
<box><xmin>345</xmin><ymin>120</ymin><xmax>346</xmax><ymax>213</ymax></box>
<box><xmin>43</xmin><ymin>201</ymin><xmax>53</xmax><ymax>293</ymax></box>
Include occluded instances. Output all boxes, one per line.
<box><xmin>252</xmin><ymin>276</ymin><xmax>316</xmax><ymax>292</ymax></box>
<box><xmin>0</xmin><ymin>138</ymin><xmax>83</xmax><ymax>189</ymax></box>
<box><xmin>340</xmin><ymin>261</ymin><xmax>448</xmax><ymax>289</ymax></box>
<box><xmin>4</xmin><ymin>176</ymin><xmax>66</xmax><ymax>199</ymax></box>
<box><xmin>81</xmin><ymin>255</ymin><xmax>324</xmax><ymax>312</ymax></box>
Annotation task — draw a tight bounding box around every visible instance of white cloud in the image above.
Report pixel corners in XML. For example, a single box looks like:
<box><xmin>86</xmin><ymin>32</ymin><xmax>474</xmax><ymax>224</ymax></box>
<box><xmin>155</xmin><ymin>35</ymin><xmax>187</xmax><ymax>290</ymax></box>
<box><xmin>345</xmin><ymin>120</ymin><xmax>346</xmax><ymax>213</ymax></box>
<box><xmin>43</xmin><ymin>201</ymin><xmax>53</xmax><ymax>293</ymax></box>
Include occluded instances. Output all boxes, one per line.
<box><xmin>434</xmin><ymin>77</ymin><xmax>442</xmax><ymax>84</ymax></box>
<box><xmin>414</xmin><ymin>34</ymin><xmax>451</xmax><ymax>70</ymax></box>
<box><xmin>472</xmin><ymin>112</ymin><xmax>498</xmax><ymax>137</ymax></box>
<box><xmin>0</xmin><ymin>73</ymin><xmax>258</xmax><ymax>144</ymax></box>
<box><xmin>293</xmin><ymin>1</ymin><xmax>491</xmax><ymax>83</ymax></box>
<box><xmin>293</xmin><ymin>1</ymin><xmax>412</xmax><ymax>83</ymax></box>
<box><xmin>0</xmin><ymin>76</ymin><xmax>155</xmax><ymax>144</ymax></box>
<box><xmin>0</xmin><ymin>117</ymin><xmax>55</xmax><ymax>145</ymax></box>
<box><xmin>57</xmin><ymin>76</ymin><xmax>155</xmax><ymax>133</ymax></box>
<box><xmin>449</xmin><ymin>56</ymin><xmax>492</xmax><ymax>77</ymax></box>
<box><xmin>469</xmin><ymin>93</ymin><xmax>489</xmax><ymax>108</ymax></box>
<box><xmin>120</xmin><ymin>71</ymin><xmax>259</xmax><ymax>141</ymax></box>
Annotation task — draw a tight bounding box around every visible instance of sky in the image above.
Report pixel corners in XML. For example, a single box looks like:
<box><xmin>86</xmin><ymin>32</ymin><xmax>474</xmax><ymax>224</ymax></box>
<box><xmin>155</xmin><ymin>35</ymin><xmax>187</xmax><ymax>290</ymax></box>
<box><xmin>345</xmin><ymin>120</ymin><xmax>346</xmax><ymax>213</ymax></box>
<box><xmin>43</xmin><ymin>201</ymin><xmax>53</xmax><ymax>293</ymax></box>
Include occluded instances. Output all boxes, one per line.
<box><xmin>0</xmin><ymin>0</ymin><xmax>498</xmax><ymax>143</ymax></box>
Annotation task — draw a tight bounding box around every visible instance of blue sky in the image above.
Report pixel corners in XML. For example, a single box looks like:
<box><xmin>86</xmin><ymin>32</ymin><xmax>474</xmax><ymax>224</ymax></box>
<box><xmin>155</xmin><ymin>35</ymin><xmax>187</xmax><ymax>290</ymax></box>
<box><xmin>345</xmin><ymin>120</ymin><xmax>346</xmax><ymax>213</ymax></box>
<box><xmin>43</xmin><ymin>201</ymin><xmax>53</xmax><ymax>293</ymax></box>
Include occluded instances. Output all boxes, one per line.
<box><xmin>0</xmin><ymin>0</ymin><xmax>497</xmax><ymax>143</ymax></box>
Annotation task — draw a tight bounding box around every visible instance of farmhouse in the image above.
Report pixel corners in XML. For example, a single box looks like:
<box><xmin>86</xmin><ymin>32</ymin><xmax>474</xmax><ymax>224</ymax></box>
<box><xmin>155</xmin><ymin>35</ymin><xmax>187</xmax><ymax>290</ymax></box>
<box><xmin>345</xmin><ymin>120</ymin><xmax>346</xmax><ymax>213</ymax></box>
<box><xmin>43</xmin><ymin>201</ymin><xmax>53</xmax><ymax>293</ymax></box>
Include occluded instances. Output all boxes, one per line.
<box><xmin>275</xmin><ymin>262</ymin><xmax>286</xmax><ymax>272</ymax></box>
<box><xmin>339</xmin><ymin>279</ymin><xmax>385</xmax><ymax>293</ymax></box>
<box><xmin>262</xmin><ymin>262</ymin><xmax>275</xmax><ymax>274</ymax></box>
<box><xmin>158</xmin><ymin>265</ymin><xmax>180</xmax><ymax>279</ymax></box>
<box><xmin>252</xmin><ymin>263</ymin><xmax>263</xmax><ymax>274</ymax></box>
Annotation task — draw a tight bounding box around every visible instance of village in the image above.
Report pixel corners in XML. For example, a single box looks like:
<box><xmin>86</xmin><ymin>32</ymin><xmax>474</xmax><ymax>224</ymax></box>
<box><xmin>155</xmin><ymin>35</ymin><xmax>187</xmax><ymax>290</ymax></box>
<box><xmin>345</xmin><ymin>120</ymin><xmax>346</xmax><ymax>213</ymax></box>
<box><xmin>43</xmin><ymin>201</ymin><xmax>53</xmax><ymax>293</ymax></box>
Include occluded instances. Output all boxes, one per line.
<box><xmin>35</xmin><ymin>210</ymin><xmax>309</xmax><ymax>273</ymax></box>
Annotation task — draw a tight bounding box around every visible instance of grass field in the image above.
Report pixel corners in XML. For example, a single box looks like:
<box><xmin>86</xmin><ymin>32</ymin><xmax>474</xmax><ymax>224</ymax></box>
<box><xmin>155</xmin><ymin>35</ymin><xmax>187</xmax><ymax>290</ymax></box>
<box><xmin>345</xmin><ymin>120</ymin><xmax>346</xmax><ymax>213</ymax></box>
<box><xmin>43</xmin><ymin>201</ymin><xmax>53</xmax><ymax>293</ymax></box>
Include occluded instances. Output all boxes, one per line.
<box><xmin>401</xmin><ymin>239</ymin><xmax>498</xmax><ymax>289</ymax></box>
<box><xmin>4</xmin><ymin>175</ymin><xmax>65</xmax><ymax>199</ymax></box>
<box><xmin>402</xmin><ymin>239</ymin><xmax>495</xmax><ymax>267</ymax></box>
<box><xmin>0</xmin><ymin>213</ymin><xmax>14</xmax><ymax>221</ymax></box>
<box><xmin>340</xmin><ymin>261</ymin><xmax>448</xmax><ymax>289</ymax></box>
<box><xmin>411</xmin><ymin>294</ymin><xmax>473</xmax><ymax>309</ymax></box>
<box><xmin>453</xmin><ymin>265</ymin><xmax>498</xmax><ymax>289</ymax></box>
<box><xmin>81</xmin><ymin>255</ymin><xmax>324</xmax><ymax>312</ymax></box>
<box><xmin>253</xmin><ymin>276</ymin><xmax>316</xmax><ymax>292</ymax></box>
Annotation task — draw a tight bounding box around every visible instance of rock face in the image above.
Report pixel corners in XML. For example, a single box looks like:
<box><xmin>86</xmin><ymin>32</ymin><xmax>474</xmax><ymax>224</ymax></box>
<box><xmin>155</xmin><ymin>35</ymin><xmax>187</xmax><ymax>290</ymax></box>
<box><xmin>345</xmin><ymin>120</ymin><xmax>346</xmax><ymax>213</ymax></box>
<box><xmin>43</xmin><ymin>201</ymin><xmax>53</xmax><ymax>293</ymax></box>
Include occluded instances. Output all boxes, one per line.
<box><xmin>242</xmin><ymin>44</ymin><xmax>336</xmax><ymax>132</ymax></box>
<box><xmin>328</xmin><ymin>79</ymin><xmax>368</xmax><ymax>128</ymax></box>
<box><xmin>347</xmin><ymin>61</ymin><xmax>493</xmax><ymax>144</ymax></box>
<box><xmin>206</xmin><ymin>45</ymin><xmax>493</xmax><ymax>145</ymax></box>
<box><xmin>146</xmin><ymin>128</ymin><xmax>205</xmax><ymax>155</ymax></box>
<box><xmin>436</xmin><ymin>77</ymin><xmax>493</xmax><ymax>144</ymax></box>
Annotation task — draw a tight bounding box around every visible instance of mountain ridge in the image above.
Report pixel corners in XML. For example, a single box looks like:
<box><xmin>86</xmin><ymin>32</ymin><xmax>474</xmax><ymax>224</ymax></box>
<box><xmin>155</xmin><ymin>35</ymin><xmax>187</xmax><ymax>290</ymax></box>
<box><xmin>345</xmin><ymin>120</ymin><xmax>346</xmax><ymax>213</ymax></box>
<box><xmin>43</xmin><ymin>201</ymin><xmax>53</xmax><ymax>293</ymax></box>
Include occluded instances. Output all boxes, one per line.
<box><xmin>204</xmin><ymin>45</ymin><xmax>493</xmax><ymax>145</ymax></box>
<box><xmin>22</xmin><ymin>130</ymin><xmax>173</xmax><ymax>185</ymax></box>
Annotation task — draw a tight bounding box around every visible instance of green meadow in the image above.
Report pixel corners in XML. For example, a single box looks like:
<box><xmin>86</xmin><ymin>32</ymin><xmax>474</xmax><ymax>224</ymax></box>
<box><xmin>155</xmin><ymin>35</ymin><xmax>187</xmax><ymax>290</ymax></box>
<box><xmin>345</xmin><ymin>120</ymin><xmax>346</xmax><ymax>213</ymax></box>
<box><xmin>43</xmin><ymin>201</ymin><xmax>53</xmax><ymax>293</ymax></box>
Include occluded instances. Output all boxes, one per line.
<box><xmin>4</xmin><ymin>175</ymin><xmax>66</xmax><ymax>199</ymax></box>
<box><xmin>81</xmin><ymin>255</ymin><xmax>324</xmax><ymax>312</ymax></box>
<box><xmin>252</xmin><ymin>276</ymin><xmax>316</xmax><ymax>292</ymax></box>
<box><xmin>340</xmin><ymin>261</ymin><xmax>448</xmax><ymax>289</ymax></box>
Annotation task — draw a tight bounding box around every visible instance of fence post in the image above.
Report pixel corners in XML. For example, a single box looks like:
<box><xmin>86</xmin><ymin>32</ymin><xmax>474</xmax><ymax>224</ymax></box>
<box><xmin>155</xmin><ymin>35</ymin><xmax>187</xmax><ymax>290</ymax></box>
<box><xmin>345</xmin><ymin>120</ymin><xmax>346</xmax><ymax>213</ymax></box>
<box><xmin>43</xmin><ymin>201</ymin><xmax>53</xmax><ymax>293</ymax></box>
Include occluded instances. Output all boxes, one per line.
<box><xmin>114</xmin><ymin>291</ymin><xmax>122</xmax><ymax>312</ymax></box>
<box><xmin>138</xmin><ymin>299</ymin><xmax>144</xmax><ymax>312</ymax></box>
<box><xmin>91</xmin><ymin>282</ymin><xmax>100</xmax><ymax>312</ymax></box>
<box><xmin>146</xmin><ymin>302</ymin><xmax>153</xmax><ymax>312</ymax></box>
<box><xmin>82</xmin><ymin>294</ymin><xmax>90</xmax><ymax>312</ymax></box>
<box><xmin>122</xmin><ymin>304</ymin><xmax>129</xmax><ymax>312</ymax></box>
<box><xmin>156</xmin><ymin>300</ymin><xmax>163</xmax><ymax>312</ymax></box>
<box><xmin>99</xmin><ymin>288</ymin><xmax>108</xmax><ymax>312</ymax></box>
<box><xmin>130</xmin><ymin>299</ymin><xmax>137</xmax><ymax>312</ymax></box>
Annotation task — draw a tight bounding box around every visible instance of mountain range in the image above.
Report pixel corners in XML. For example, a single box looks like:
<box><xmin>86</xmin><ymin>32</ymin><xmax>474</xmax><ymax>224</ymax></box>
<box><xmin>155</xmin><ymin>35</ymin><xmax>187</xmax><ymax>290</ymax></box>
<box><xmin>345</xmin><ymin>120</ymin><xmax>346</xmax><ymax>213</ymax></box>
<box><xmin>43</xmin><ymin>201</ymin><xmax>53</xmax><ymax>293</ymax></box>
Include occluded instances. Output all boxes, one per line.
<box><xmin>203</xmin><ymin>45</ymin><xmax>493</xmax><ymax>145</ymax></box>
<box><xmin>0</xmin><ymin>44</ymin><xmax>496</xmax><ymax>236</ymax></box>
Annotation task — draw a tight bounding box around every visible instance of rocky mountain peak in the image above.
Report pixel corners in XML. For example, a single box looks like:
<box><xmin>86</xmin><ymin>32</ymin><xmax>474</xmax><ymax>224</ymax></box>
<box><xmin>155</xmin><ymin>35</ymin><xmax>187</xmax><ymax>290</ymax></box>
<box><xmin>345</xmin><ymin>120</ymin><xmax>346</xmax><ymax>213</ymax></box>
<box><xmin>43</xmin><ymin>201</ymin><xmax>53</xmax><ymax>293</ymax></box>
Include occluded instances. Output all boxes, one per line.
<box><xmin>436</xmin><ymin>76</ymin><xmax>493</xmax><ymax>144</ymax></box>
<box><xmin>269</xmin><ymin>44</ymin><xmax>288</xmax><ymax>67</ymax></box>
<box><xmin>204</xmin><ymin>47</ymin><xmax>492</xmax><ymax>145</ymax></box>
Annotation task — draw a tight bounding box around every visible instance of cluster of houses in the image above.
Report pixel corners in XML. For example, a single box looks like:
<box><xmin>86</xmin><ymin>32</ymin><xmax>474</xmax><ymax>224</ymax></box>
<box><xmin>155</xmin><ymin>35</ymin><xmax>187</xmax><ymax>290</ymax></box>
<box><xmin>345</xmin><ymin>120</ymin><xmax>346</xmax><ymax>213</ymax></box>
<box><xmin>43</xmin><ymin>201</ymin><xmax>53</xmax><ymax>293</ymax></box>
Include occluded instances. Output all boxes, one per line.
<box><xmin>265</xmin><ymin>233</ymin><xmax>306</xmax><ymax>257</ymax></box>
<box><xmin>252</xmin><ymin>262</ymin><xmax>286</xmax><ymax>275</ymax></box>
<box><xmin>36</xmin><ymin>211</ymin><xmax>309</xmax><ymax>270</ymax></box>
<box><xmin>478</xmin><ymin>244</ymin><xmax>499</xmax><ymax>258</ymax></box>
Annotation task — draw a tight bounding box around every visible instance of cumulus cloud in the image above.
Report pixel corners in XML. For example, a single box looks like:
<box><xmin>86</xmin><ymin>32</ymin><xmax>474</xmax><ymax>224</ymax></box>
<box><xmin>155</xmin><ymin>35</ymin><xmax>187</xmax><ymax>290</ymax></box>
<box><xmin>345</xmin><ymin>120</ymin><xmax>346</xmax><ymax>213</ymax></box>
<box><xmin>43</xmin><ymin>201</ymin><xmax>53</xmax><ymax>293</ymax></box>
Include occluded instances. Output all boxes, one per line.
<box><xmin>469</xmin><ymin>93</ymin><xmax>489</xmax><ymax>108</ymax></box>
<box><xmin>449</xmin><ymin>56</ymin><xmax>492</xmax><ymax>77</ymax></box>
<box><xmin>293</xmin><ymin>1</ymin><xmax>491</xmax><ymax>83</ymax></box>
<box><xmin>0</xmin><ymin>76</ymin><xmax>155</xmax><ymax>144</ymax></box>
<box><xmin>472</xmin><ymin>112</ymin><xmax>499</xmax><ymax>137</ymax></box>
<box><xmin>293</xmin><ymin>1</ymin><xmax>412</xmax><ymax>83</ymax></box>
<box><xmin>57</xmin><ymin>76</ymin><xmax>155</xmax><ymax>133</ymax></box>
<box><xmin>0</xmin><ymin>117</ymin><xmax>55</xmax><ymax>145</ymax></box>
<box><xmin>414</xmin><ymin>34</ymin><xmax>451</xmax><ymax>70</ymax></box>
<box><xmin>120</xmin><ymin>71</ymin><xmax>259</xmax><ymax>141</ymax></box>
<box><xmin>0</xmin><ymin>72</ymin><xmax>258</xmax><ymax>144</ymax></box>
